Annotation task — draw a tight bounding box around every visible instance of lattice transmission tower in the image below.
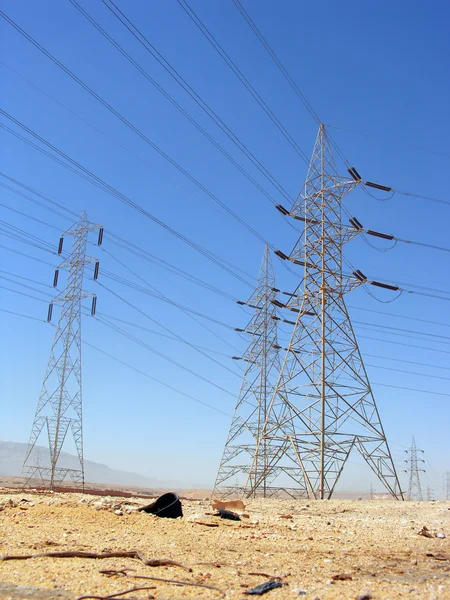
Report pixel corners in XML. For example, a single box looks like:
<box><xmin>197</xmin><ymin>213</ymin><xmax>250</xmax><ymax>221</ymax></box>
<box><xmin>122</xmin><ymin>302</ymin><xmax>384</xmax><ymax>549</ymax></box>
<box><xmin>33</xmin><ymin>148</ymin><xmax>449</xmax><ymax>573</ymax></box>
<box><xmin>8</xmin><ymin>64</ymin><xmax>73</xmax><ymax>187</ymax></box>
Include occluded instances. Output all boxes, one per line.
<box><xmin>213</xmin><ymin>245</ymin><xmax>307</xmax><ymax>499</ymax></box>
<box><xmin>23</xmin><ymin>212</ymin><xmax>103</xmax><ymax>490</ymax></box>
<box><xmin>245</xmin><ymin>124</ymin><xmax>403</xmax><ymax>500</ymax></box>
<box><xmin>444</xmin><ymin>472</ymin><xmax>450</xmax><ymax>501</ymax></box>
<box><xmin>404</xmin><ymin>435</ymin><xmax>425</xmax><ymax>501</ymax></box>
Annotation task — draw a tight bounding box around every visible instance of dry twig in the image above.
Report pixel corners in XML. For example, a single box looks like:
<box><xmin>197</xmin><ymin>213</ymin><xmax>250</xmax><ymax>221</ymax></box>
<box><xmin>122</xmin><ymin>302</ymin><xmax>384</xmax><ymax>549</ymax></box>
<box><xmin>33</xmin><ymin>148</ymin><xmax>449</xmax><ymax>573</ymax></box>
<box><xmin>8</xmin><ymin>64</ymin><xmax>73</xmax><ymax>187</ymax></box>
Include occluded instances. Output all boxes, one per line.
<box><xmin>100</xmin><ymin>568</ymin><xmax>225</xmax><ymax>597</ymax></box>
<box><xmin>0</xmin><ymin>550</ymin><xmax>191</xmax><ymax>571</ymax></box>
<box><xmin>77</xmin><ymin>585</ymin><xmax>156</xmax><ymax>599</ymax></box>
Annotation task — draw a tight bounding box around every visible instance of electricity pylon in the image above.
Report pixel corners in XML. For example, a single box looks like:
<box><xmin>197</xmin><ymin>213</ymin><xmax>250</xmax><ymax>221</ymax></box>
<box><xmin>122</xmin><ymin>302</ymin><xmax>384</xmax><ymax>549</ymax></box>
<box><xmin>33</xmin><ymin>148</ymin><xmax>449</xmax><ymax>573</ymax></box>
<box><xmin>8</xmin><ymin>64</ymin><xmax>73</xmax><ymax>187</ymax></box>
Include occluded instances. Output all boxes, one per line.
<box><xmin>245</xmin><ymin>124</ymin><xmax>403</xmax><ymax>500</ymax></box>
<box><xmin>23</xmin><ymin>212</ymin><xmax>103</xmax><ymax>490</ymax></box>
<box><xmin>404</xmin><ymin>435</ymin><xmax>425</xmax><ymax>500</ymax></box>
<box><xmin>213</xmin><ymin>244</ymin><xmax>307</xmax><ymax>499</ymax></box>
<box><xmin>444</xmin><ymin>472</ymin><xmax>450</xmax><ymax>501</ymax></box>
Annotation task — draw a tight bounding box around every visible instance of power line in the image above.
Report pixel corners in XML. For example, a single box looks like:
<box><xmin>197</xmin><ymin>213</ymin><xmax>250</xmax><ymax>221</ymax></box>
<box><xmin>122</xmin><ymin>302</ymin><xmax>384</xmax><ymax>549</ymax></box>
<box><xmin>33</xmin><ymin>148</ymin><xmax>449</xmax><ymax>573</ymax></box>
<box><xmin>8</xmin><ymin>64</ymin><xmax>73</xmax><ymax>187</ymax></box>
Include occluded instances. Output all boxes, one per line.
<box><xmin>95</xmin><ymin>314</ymin><xmax>236</xmax><ymax>396</ymax></box>
<box><xmin>84</xmin><ymin>338</ymin><xmax>231</xmax><ymax>417</ymax></box>
<box><xmin>0</xmin><ymin>306</ymin><xmax>47</xmax><ymax>323</ymax></box>
<box><xmin>231</xmin><ymin>0</ymin><xmax>321</xmax><ymax>126</ymax></box>
<box><xmin>175</xmin><ymin>0</ymin><xmax>310</xmax><ymax>165</ymax></box>
<box><xmin>101</xmin><ymin>0</ymin><xmax>295</xmax><ymax>204</ymax></box>
<box><xmin>357</xmin><ymin>333</ymin><xmax>450</xmax><ymax>355</ymax></box>
<box><xmin>96</xmin><ymin>281</ymin><xmax>241</xmax><ymax>379</ymax></box>
<box><xmin>353</xmin><ymin>320</ymin><xmax>450</xmax><ymax>344</ymax></box>
<box><xmin>0</xmin><ymin>301</ymin><xmax>232</xmax><ymax>418</ymax></box>
<box><xmin>98</xmin><ymin>312</ymin><xmax>233</xmax><ymax>358</ymax></box>
<box><xmin>0</xmin><ymin>11</ymin><xmax>271</xmax><ymax>247</ymax></box>
<box><xmin>231</xmin><ymin>1</ymin><xmax>449</xmax><ymax>212</ymax></box>
<box><xmin>1</xmin><ymin>172</ymin><xmax>255</xmax><ymax>294</ymax></box>
<box><xmin>0</xmin><ymin>171</ymin><xmax>78</xmax><ymax>219</ymax></box>
<box><xmin>363</xmin><ymin>353</ymin><xmax>450</xmax><ymax>372</ymax></box>
<box><xmin>67</xmin><ymin>0</ymin><xmax>293</xmax><ymax>209</ymax></box>
<box><xmin>348</xmin><ymin>304</ymin><xmax>450</xmax><ymax>330</ymax></box>
<box><xmin>0</xmin><ymin>197</ymin><xmax>63</xmax><ymax>231</ymax></box>
<box><xmin>366</xmin><ymin>363</ymin><xmax>450</xmax><ymax>382</ymax></box>
<box><xmin>0</xmin><ymin>115</ymin><xmax>255</xmax><ymax>288</ymax></box>
<box><xmin>3</xmin><ymin>216</ymin><xmax>450</xmax><ymax>354</ymax></box>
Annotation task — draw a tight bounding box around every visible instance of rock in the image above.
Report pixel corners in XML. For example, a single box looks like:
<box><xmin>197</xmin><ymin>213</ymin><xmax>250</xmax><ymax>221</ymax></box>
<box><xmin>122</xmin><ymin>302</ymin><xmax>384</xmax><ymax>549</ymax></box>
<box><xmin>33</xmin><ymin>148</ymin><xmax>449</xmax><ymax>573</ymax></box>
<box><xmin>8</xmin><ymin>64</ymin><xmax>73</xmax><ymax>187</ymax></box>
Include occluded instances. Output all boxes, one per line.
<box><xmin>331</xmin><ymin>573</ymin><xmax>353</xmax><ymax>581</ymax></box>
<box><xmin>436</xmin><ymin>532</ymin><xmax>446</xmax><ymax>539</ymax></box>
<box><xmin>114</xmin><ymin>509</ymin><xmax>123</xmax><ymax>516</ymax></box>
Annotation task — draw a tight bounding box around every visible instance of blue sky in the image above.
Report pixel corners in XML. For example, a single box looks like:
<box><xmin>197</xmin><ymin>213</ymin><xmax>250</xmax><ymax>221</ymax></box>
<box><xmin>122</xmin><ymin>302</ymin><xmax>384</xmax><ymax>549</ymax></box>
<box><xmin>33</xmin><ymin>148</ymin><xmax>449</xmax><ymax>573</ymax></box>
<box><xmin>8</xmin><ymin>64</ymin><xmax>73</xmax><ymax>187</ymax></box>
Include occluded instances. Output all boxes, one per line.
<box><xmin>1</xmin><ymin>0</ymin><xmax>449</xmax><ymax>496</ymax></box>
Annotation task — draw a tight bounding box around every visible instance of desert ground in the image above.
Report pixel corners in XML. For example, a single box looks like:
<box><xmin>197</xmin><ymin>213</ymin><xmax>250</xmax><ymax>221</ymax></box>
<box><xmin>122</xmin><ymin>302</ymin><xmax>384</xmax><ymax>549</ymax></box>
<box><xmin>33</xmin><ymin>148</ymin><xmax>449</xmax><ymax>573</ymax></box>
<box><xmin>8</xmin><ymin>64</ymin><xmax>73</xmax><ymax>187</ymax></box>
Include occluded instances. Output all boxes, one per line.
<box><xmin>0</xmin><ymin>489</ymin><xmax>449</xmax><ymax>600</ymax></box>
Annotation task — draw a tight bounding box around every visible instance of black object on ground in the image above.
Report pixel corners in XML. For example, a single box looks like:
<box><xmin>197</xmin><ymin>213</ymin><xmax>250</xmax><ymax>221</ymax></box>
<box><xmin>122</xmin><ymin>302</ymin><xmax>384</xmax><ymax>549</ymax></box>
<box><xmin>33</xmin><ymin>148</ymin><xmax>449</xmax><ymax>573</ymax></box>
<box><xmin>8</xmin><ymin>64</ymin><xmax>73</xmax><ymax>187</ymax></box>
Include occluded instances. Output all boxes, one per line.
<box><xmin>244</xmin><ymin>580</ymin><xmax>284</xmax><ymax>595</ymax></box>
<box><xmin>216</xmin><ymin>508</ymin><xmax>240</xmax><ymax>521</ymax></box>
<box><xmin>139</xmin><ymin>492</ymin><xmax>183</xmax><ymax>518</ymax></box>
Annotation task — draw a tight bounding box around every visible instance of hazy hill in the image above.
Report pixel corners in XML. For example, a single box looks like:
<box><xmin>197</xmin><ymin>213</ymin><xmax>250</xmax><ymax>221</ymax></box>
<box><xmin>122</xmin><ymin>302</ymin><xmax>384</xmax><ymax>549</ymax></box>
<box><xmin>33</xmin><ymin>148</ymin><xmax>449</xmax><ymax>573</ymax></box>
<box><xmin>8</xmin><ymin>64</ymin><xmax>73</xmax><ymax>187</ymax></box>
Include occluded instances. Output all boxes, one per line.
<box><xmin>0</xmin><ymin>440</ymin><xmax>163</xmax><ymax>488</ymax></box>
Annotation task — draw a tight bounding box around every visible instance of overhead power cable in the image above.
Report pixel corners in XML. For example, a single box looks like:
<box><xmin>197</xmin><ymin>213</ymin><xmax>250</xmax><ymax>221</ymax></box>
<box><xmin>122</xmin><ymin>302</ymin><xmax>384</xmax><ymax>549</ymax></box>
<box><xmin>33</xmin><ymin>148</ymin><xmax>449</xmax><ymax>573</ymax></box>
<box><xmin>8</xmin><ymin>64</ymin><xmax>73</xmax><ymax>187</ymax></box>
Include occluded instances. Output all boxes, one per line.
<box><xmin>99</xmin><ymin>245</ymin><xmax>244</xmax><ymax>356</ymax></box>
<box><xmin>0</xmin><ymin>306</ymin><xmax>232</xmax><ymax>417</ymax></box>
<box><xmin>2</xmin><ymin>216</ymin><xmax>449</xmax><ymax>354</ymax></box>
<box><xmin>101</xmin><ymin>0</ymin><xmax>294</xmax><ymax>203</ymax></box>
<box><xmin>0</xmin><ymin>171</ymin><xmax>78</xmax><ymax>218</ymax></box>
<box><xmin>353</xmin><ymin>320</ymin><xmax>450</xmax><ymax>344</ymax></box>
<box><xmin>231</xmin><ymin>0</ymin><xmax>321</xmax><ymax>126</ymax></box>
<box><xmin>348</xmin><ymin>304</ymin><xmax>450</xmax><ymax>330</ymax></box>
<box><xmin>68</xmin><ymin>0</ymin><xmax>293</xmax><ymax>208</ymax></box>
<box><xmin>366</xmin><ymin>363</ymin><xmax>450</xmax><ymax>382</ymax></box>
<box><xmin>370</xmin><ymin>381</ymin><xmax>450</xmax><ymax>398</ymax></box>
<box><xmin>99</xmin><ymin>312</ymin><xmax>233</xmax><ymax>358</ymax></box>
<box><xmin>175</xmin><ymin>0</ymin><xmax>310</xmax><ymax>165</ymax></box>
<box><xmin>95</xmin><ymin>314</ymin><xmax>236</xmax><ymax>396</ymax></box>
<box><xmin>0</xmin><ymin>10</ymin><xmax>271</xmax><ymax>247</ymax></box>
<box><xmin>357</xmin><ymin>333</ymin><xmax>450</xmax><ymax>355</ymax></box>
<box><xmin>232</xmin><ymin>1</ymin><xmax>449</xmax><ymax>211</ymax></box>
<box><xmin>0</xmin><ymin>306</ymin><xmax>47</xmax><ymax>323</ymax></box>
<box><xmin>1</xmin><ymin>172</ymin><xmax>255</xmax><ymax>292</ymax></box>
<box><xmin>96</xmin><ymin>281</ymin><xmax>241</xmax><ymax>379</ymax></box>
<box><xmin>363</xmin><ymin>353</ymin><xmax>450</xmax><ymax>371</ymax></box>
<box><xmin>0</xmin><ymin>113</ymin><xmax>254</xmax><ymax>288</ymax></box>
<box><xmin>84</xmin><ymin>338</ymin><xmax>232</xmax><ymax>417</ymax></box>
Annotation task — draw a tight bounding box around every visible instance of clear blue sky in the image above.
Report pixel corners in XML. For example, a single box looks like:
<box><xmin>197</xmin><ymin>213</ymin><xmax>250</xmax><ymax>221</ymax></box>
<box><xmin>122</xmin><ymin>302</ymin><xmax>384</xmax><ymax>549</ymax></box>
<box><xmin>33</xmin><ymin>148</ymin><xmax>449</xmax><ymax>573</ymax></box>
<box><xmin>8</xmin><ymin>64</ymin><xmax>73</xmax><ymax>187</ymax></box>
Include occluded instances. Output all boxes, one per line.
<box><xmin>1</xmin><ymin>0</ymin><xmax>449</xmax><ymax>496</ymax></box>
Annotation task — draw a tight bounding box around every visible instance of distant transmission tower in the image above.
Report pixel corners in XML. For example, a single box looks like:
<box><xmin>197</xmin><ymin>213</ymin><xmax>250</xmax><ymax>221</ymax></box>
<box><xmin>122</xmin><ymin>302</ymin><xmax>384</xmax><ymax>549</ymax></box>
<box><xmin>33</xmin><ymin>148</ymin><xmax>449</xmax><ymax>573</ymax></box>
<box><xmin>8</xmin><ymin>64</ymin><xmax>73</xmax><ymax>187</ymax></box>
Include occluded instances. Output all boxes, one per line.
<box><xmin>443</xmin><ymin>471</ymin><xmax>450</xmax><ymax>501</ymax></box>
<box><xmin>426</xmin><ymin>486</ymin><xmax>435</xmax><ymax>501</ymax></box>
<box><xmin>404</xmin><ymin>436</ymin><xmax>425</xmax><ymax>501</ymax></box>
<box><xmin>245</xmin><ymin>124</ymin><xmax>403</xmax><ymax>500</ymax></box>
<box><xmin>213</xmin><ymin>244</ymin><xmax>306</xmax><ymax>499</ymax></box>
<box><xmin>23</xmin><ymin>212</ymin><xmax>103</xmax><ymax>490</ymax></box>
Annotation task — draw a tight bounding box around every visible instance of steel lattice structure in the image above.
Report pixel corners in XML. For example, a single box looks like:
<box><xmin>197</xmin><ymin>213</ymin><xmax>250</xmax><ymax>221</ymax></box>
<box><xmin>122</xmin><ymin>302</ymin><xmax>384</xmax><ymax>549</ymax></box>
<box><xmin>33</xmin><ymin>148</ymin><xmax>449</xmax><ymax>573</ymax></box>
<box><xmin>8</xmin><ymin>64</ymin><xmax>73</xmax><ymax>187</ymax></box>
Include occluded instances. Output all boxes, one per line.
<box><xmin>245</xmin><ymin>124</ymin><xmax>403</xmax><ymax>500</ymax></box>
<box><xmin>405</xmin><ymin>435</ymin><xmax>425</xmax><ymax>501</ymax></box>
<box><xmin>213</xmin><ymin>245</ymin><xmax>307</xmax><ymax>499</ymax></box>
<box><xmin>23</xmin><ymin>212</ymin><xmax>103</xmax><ymax>490</ymax></box>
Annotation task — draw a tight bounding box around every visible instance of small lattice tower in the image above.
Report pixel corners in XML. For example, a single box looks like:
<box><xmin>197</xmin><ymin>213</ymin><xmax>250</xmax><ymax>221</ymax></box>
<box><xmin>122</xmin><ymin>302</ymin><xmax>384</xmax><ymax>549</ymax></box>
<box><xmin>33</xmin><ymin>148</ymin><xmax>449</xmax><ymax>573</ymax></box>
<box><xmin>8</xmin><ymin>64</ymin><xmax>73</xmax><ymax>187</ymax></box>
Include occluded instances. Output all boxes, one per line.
<box><xmin>405</xmin><ymin>435</ymin><xmax>425</xmax><ymax>501</ymax></box>
<box><xmin>23</xmin><ymin>212</ymin><xmax>103</xmax><ymax>490</ymax></box>
<box><xmin>245</xmin><ymin>124</ymin><xmax>403</xmax><ymax>500</ymax></box>
<box><xmin>213</xmin><ymin>245</ymin><xmax>306</xmax><ymax>499</ymax></box>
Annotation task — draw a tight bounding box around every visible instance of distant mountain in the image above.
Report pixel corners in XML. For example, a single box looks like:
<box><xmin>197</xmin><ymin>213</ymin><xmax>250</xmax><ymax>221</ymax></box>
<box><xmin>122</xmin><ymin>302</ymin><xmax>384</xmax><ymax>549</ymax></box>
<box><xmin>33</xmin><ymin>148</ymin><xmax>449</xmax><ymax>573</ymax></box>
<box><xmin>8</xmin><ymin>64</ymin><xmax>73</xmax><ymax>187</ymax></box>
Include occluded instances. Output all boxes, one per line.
<box><xmin>0</xmin><ymin>441</ymin><xmax>163</xmax><ymax>488</ymax></box>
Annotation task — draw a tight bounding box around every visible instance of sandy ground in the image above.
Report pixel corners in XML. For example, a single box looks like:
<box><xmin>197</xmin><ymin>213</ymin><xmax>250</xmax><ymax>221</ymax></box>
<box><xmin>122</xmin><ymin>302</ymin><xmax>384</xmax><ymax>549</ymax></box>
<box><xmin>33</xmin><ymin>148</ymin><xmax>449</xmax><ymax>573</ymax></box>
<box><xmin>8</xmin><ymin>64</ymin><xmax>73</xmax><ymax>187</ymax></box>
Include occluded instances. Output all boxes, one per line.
<box><xmin>0</xmin><ymin>490</ymin><xmax>449</xmax><ymax>600</ymax></box>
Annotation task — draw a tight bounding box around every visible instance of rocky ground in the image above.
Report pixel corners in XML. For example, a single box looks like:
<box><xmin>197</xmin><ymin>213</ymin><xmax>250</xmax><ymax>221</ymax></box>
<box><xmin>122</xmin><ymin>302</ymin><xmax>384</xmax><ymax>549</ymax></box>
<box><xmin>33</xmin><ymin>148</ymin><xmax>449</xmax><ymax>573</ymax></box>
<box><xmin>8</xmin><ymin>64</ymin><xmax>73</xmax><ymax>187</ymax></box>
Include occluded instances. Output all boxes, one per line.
<box><xmin>0</xmin><ymin>489</ymin><xmax>449</xmax><ymax>599</ymax></box>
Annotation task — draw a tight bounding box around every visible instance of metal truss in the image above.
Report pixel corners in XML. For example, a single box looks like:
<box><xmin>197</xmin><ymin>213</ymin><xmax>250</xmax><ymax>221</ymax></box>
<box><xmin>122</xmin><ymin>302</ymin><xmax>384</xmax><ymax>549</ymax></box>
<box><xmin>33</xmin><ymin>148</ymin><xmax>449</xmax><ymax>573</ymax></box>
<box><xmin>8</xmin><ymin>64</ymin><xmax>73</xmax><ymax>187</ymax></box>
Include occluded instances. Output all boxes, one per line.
<box><xmin>213</xmin><ymin>245</ymin><xmax>308</xmax><ymax>499</ymax></box>
<box><xmin>23</xmin><ymin>212</ymin><xmax>103</xmax><ymax>490</ymax></box>
<box><xmin>245</xmin><ymin>125</ymin><xmax>403</xmax><ymax>500</ymax></box>
<box><xmin>405</xmin><ymin>436</ymin><xmax>425</xmax><ymax>500</ymax></box>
